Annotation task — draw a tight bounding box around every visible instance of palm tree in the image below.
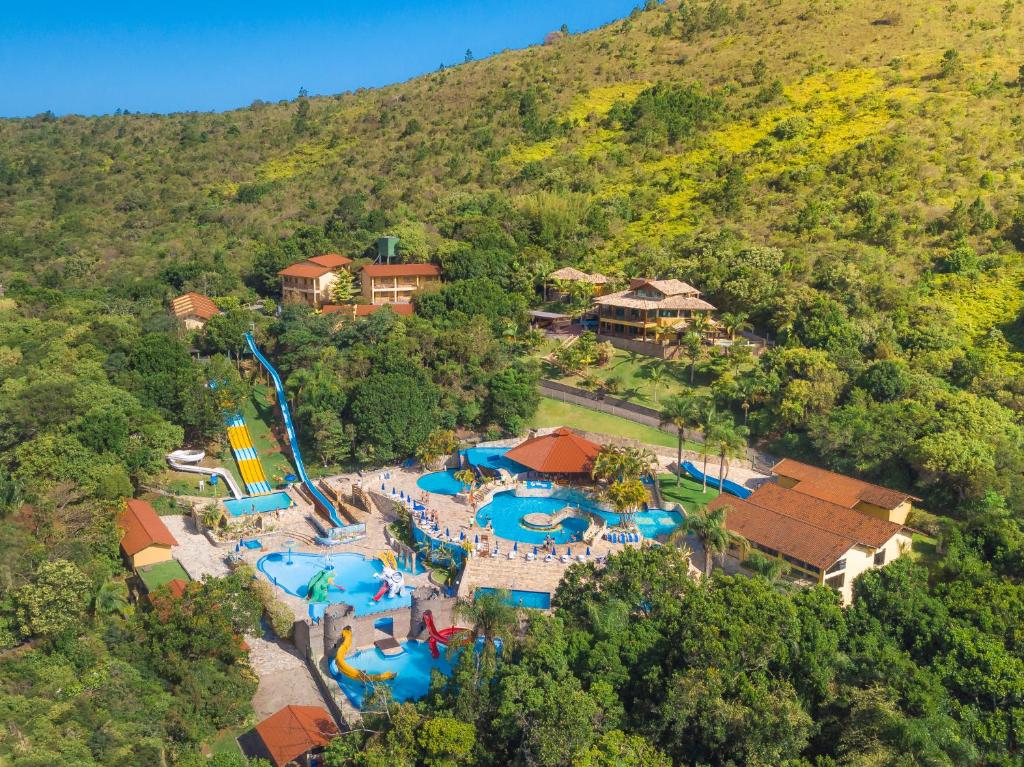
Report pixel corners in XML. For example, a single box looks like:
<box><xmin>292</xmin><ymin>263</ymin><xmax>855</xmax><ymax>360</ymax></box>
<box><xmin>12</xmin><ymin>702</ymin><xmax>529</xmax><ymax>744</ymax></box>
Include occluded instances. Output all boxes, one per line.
<box><xmin>710</xmin><ymin>417</ymin><xmax>749</xmax><ymax>491</ymax></box>
<box><xmin>591</xmin><ymin>445</ymin><xmax>627</xmax><ymax>484</ymax></box>
<box><xmin>453</xmin><ymin>468</ymin><xmax>476</xmax><ymax>493</ymax></box>
<box><xmin>646</xmin><ymin>362</ymin><xmax>666</xmax><ymax>404</ymax></box>
<box><xmin>689</xmin><ymin>313</ymin><xmax>711</xmax><ymax>338</ymax></box>
<box><xmin>698</xmin><ymin>404</ymin><xmax>720</xmax><ymax>493</ymax></box>
<box><xmin>719</xmin><ymin>311</ymin><xmax>752</xmax><ymax>341</ymax></box>
<box><xmin>660</xmin><ymin>394</ymin><xmax>704</xmax><ymax>486</ymax></box>
<box><xmin>606</xmin><ymin>478</ymin><xmax>648</xmax><ymax>529</ymax></box>
<box><xmin>681</xmin><ymin>331</ymin><xmax>704</xmax><ymax>384</ymax></box>
<box><xmin>683</xmin><ymin>504</ymin><xmax>749</xmax><ymax>577</ymax></box>
<box><xmin>94</xmin><ymin>580</ymin><xmax>130</xmax><ymax>619</ymax></box>
<box><xmin>452</xmin><ymin>588</ymin><xmax>520</xmax><ymax>656</ymax></box>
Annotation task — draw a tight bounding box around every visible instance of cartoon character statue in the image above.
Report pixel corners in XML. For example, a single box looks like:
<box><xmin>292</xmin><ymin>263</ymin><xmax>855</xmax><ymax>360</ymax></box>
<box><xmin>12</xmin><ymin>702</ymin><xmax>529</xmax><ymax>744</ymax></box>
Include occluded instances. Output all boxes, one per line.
<box><xmin>372</xmin><ymin>551</ymin><xmax>406</xmax><ymax>602</ymax></box>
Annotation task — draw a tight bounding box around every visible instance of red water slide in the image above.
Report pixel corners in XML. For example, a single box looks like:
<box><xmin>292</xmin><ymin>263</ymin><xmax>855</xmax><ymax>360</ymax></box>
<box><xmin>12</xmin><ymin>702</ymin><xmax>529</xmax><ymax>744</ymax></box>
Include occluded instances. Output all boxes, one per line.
<box><xmin>423</xmin><ymin>610</ymin><xmax>468</xmax><ymax>658</ymax></box>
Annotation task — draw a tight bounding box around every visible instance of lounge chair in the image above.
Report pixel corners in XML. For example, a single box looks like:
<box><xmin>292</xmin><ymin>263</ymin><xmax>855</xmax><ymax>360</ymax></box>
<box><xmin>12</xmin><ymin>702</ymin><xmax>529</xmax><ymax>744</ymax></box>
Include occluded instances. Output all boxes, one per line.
<box><xmin>526</xmin><ymin>551</ymin><xmax>536</xmax><ymax>561</ymax></box>
<box><xmin>507</xmin><ymin>550</ymin><xmax>516</xmax><ymax>560</ymax></box>
<box><xmin>560</xmin><ymin>554</ymin><xmax>570</xmax><ymax>563</ymax></box>
<box><xmin>544</xmin><ymin>554</ymin><xmax>554</xmax><ymax>562</ymax></box>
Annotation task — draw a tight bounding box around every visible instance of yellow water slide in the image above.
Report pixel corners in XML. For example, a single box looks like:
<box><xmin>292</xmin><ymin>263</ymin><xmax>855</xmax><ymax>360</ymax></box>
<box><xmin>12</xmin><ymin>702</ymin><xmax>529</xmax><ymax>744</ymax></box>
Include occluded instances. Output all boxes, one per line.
<box><xmin>334</xmin><ymin>628</ymin><xmax>396</xmax><ymax>682</ymax></box>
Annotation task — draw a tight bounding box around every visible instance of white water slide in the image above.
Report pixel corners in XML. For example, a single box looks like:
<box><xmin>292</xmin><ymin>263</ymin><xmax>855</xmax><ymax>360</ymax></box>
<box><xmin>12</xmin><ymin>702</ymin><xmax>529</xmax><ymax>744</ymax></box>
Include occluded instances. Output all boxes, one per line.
<box><xmin>167</xmin><ymin>449</ymin><xmax>245</xmax><ymax>500</ymax></box>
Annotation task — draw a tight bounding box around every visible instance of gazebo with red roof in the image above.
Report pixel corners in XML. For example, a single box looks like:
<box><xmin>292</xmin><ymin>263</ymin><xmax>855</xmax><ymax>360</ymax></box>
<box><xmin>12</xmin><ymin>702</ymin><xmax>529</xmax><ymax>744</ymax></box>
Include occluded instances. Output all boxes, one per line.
<box><xmin>503</xmin><ymin>427</ymin><xmax>602</xmax><ymax>476</ymax></box>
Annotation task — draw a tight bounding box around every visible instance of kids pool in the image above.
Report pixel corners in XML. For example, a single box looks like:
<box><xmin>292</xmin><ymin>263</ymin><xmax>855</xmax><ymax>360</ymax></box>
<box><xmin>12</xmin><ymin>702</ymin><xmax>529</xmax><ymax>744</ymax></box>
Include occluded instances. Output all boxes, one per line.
<box><xmin>257</xmin><ymin>551</ymin><xmax>411</xmax><ymax>616</ymax></box>
<box><xmin>417</xmin><ymin>470</ymin><xmax>469</xmax><ymax>496</ymax></box>
<box><xmin>475</xmin><ymin>487</ymin><xmax>684</xmax><ymax>544</ymax></box>
<box><xmin>223</xmin><ymin>491</ymin><xmax>292</xmax><ymax>516</ymax></box>
<box><xmin>332</xmin><ymin>640</ymin><xmax>453</xmax><ymax>707</ymax></box>
<box><xmin>475</xmin><ymin>587</ymin><xmax>552</xmax><ymax>610</ymax></box>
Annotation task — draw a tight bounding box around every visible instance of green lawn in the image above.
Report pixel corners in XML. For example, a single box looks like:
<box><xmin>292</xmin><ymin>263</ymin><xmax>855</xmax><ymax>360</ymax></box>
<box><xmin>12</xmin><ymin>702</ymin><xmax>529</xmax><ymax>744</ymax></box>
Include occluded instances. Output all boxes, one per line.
<box><xmin>542</xmin><ymin>347</ymin><xmax>714</xmax><ymax>408</ymax></box>
<box><xmin>911</xmin><ymin>533</ymin><xmax>940</xmax><ymax>569</ymax></box>
<box><xmin>241</xmin><ymin>385</ymin><xmax>297</xmax><ymax>482</ymax></box>
<box><xmin>658</xmin><ymin>474</ymin><xmax>720</xmax><ymax>511</ymax></box>
<box><xmin>529</xmin><ymin>396</ymin><xmax>686</xmax><ymax>449</ymax></box>
<box><xmin>137</xmin><ymin>559</ymin><xmax>190</xmax><ymax>591</ymax></box>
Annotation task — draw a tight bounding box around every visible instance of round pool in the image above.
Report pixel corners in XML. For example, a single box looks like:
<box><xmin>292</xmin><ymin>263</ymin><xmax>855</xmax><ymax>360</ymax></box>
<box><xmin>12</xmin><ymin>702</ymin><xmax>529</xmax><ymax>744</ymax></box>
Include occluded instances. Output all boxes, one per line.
<box><xmin>417</xmin><ymin>470</ymin><xmax>469</xmax><ymax>496</ymax></box>
<box><xmin>475</xmin><ymin>487</ymin><xmax>685</xmax><ymax>544</ymax></box>
<box><xmin>257</xmin><ymin>551</ymin><xmax>411</xmax><ymax>616</ymax></box>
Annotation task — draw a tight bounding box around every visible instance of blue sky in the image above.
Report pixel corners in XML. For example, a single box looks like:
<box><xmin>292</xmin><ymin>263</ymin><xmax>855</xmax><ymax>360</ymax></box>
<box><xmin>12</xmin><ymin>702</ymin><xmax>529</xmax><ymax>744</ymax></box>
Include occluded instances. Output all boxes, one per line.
<box><xmin>0</xmin><ymin>1</ymin><xmax>637</xmax><ymax>117</ymax></box>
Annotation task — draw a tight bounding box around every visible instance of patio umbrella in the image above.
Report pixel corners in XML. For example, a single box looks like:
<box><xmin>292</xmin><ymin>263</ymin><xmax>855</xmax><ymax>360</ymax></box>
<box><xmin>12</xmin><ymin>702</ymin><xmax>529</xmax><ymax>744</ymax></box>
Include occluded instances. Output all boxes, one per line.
<box><xmin>445</xmin><ymin>527</ymin><xmax>450</xmax><ymax>537</ymax></box>
<box><xmin>551</xmin><ymin>546</ymin><xmax>557</xmax><ymax>556</ymax></box>
<box><xmin>586</xmin><ymin>546</ymin><xmax>591</xmax><ymax>556</ymax></box>
<box><xmin>381</xmin><ymin>483</ymin><xmax>386</xmax><ymax>491</ymax></box>
<box><xmin>513</xmin><ymin>541</ymin><xmax>518</xmax><ymax>552</ymax></box>
<box><xmin>459</xmin><ymin>531</ymin><xmax>465</xmax><ymax>541</ymax></box>
<box><xmin>566</xmin><ymin>547</ymin><xmax>571</xmax><ymax>556</ymax></box>
<box><xmin>533</xmin><ymin>546</ymin><xmax>538</xmax><ymax>556</ymax></box>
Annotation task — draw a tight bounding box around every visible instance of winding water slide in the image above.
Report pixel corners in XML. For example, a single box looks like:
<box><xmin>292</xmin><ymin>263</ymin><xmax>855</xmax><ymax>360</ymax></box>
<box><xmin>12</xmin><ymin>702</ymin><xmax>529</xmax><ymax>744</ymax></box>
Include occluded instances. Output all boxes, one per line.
<box><xmin>333</xmin><ymin>627</ymin><xmax>396</xmax><ymax>682</ymax></box>
<box><xmin>243</xmin><ymin>332</ymin><xmax>344</xmax><ymax>527</ymax></box>
<box><xmin>167</xmin><ymin>449</ymin><xmax>245</xmax><ymax>500</ymax></box>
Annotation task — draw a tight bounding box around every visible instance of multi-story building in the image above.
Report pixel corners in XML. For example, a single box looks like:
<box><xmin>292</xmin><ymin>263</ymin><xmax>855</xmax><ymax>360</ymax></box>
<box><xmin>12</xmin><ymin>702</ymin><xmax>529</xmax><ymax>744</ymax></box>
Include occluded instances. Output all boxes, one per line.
<box><xmin>360</xmin><ymin>262</ymin><xmax>442</xmax><ymax>305</ymax></box>
<box><xmin>278</xmin><ymin>253</ymin><xmax>352</xmax><ymax>308</ymax></box>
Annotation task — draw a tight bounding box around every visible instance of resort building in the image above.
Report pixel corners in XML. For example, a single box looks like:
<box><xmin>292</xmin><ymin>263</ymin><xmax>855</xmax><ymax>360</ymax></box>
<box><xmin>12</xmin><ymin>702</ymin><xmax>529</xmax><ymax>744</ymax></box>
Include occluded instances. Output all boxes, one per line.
<box><xmin>279</xmin><ymin>253</ymin><xmax>353</xmax><ymax>308</ymax></box>
<box><xmin>708</xmin><ymin>483</ymin><xmax>912</xmax><ymax>605</ymax></box>
<box><xmin>503</xmin><ymin>427</ymin><xmax>602</xmax><ymax>476</ymax></box>
<box><xmin>545</xmin><ymin>266</ymin><xmax>610</xmax><ymax>301</ymax></box>
<box><xmin>246</xmin><ymin>705</ymin><xmax>339</xmax><ymax>767</ymax></box>
<box><xmin>169</xmin><ymin>291</ymin><xmax>219</xmax><ymax>331</ymax></box>
<box><xmin>118</xmin><ymin>498</ymin><xmax>178</xmax><ymax>569</ymax></box>
<box><xmin>771</xmin><ymin>458</ymin><xmax>918</xmax><ymax>525</ymax></box>
<box><xmin>593</xmin><ymin>278</ymin><xmax>720</xmax><ymax>358</ymax></box>
<box><xmin>360</xmin><ymin>262</ymin><xmax>442</xmax><ymax>305</ymax></box>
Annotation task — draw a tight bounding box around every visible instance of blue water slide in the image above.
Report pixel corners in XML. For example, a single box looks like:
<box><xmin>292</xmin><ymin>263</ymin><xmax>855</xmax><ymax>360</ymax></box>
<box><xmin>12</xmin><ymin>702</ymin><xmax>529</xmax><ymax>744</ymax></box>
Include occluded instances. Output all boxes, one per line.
<box><xmin>244</xmin><ymin>332</ymin><xmax>343</xmax><ymax>527</ymax></box>
<box><xmin>680</xmin><ymin>461</ymin><xmax>753</xmax><ymax>499</ymax></box>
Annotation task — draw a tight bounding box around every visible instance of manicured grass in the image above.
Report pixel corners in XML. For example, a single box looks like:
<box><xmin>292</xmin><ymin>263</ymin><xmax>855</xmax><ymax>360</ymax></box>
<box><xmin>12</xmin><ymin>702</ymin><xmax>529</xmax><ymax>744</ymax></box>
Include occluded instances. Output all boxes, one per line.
<box><xmin>137</xmin><ymin>559</ymin><xmax>190</xmax><ymax>591</ymax></box>
<box><xmin>658</xmin><ymin>473</ymin><xmax>720</xmax><ymax>511</ymax></box>
<box><xmin>207</xmin><ymin>724</ymin><xmax>248</xmax><ymax>757</ymax></box>
<box><xmin>242</xmin><ymin>385</ymin><xmax>297</xmax><ymax>482</ymax></box>
<box><xmin>529</xmin><ymin>396</ymin><xmax>682</xmax><ymax>449</ymax></box>
<box><xmin>911</xmin><ymin>533</ymin><xmax>940</xmax><ymax>569</ymax></box>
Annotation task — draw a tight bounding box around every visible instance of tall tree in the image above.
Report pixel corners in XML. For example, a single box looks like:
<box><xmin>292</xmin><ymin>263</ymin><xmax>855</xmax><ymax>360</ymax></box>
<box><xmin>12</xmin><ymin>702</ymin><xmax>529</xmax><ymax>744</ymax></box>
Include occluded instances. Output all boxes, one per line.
<box><xmin>661</xmin><ymin>394</ymin><xmax>704</xmax><ymax>486</ymax></box>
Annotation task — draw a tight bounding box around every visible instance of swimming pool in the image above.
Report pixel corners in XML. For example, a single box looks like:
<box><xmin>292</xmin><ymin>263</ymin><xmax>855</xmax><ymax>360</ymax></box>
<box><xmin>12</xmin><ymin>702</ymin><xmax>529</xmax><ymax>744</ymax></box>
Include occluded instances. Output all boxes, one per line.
<box><xmin>476</xmin><ymin>587</ymin><xmax>551</xmax><ymax>610</ymax></box>
<box><xmin>332</xmin><ymin>640</ymin><xmax>453</xmax><ymax>707</ymax></box>
<box><xmin>417</xmin><ymin>470</ymin><xmax>469</xmax><ymax>496</ymax></box>
<box><xmin>462</xmin><ymin>447</ymin><xmax>526</xmax><ymax>475</ymax></box>
<box><xmin>223</xmin><ymin>491</ymin><xmax>292</xmax><ymax>516</ymax></box>
<box><xmin>257</xmin><ymin>551</ymin><xmax>411</xmax><ymax>616</ymax></box>
<box><xmin>475</xmin><ymin>487</ymin><xmax>684</xmax><ymax>544</ymax></box>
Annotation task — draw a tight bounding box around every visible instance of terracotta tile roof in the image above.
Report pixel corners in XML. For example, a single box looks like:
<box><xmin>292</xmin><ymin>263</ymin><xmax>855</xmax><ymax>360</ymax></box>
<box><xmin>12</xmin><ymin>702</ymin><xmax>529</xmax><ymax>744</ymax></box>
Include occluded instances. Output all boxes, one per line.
<box><xmin>772</xmin><ymin>458</ymin><xmax>917</xmax><ymax>510</ymax></box>
<box><xmin>166</xmin><ymin>579</ymin><xmax>188</xmax><ymax>598</ymax></box>
<box><xmin>119</xmin><ymin>499</ymin><xmax>177</xmax><ymax>557</ymax></box>
<box><xmin>594</xmin><ymin>278</ymin><xmax>715</xmax><ymax>311</ymax></box>
<box><xmin>278</xmin><ymin>262</ymin><xmax>333</xmax><ymax>279</ymax></box>
<box><xmin>170</xmin><ymin>292</ymin><xmax>220</xmax><ymax>320</ymax></box>
<box><xmin>504</xmin><ymin>427</ymin><xmax>602</xmax><ymax>474</ymax></box>
<box><xmin>548</xmin><ymin>266</ymin><xmax>609</xmax><ymax>284</ymax></box>
<box><xmin>361</xmin><ymin>262</ymin><xmax>442</xmax><ymax>278</ymax></box>
<box><xmin>321</xmin><ymin>303</ymin><xmax>414</xmax><ymax>317</ymax></box>
<box><xmin>707</xmin><ymin>483</ymin><xmax>906</xmax><ymax>569</ymax></box>
<box><xmin>306</xmin><ymin>253</ymin><xmax>352</xmax><ymax>269</ymax></box>
<box><xmin>254</xmin><ymin>705</ymin><xmax>339</xmax><ymax>767</ymax></box>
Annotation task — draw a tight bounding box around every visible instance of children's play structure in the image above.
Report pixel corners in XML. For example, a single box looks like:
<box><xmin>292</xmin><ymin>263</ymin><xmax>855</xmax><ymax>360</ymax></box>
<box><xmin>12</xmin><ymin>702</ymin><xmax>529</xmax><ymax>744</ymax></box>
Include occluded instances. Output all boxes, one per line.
<box><xmin>305</xmin><ymin>568</ymin><xmax>337</xmax><ymax>603</ymax></box>
<box><xmin>372</xmin><ymin>551</ymin><xmax>407</xmax><ymax>602</ymax></box>
<box><xmin>422</xmin><ymin>610</ymin><xmax>468</xmax><ymax>659</ymax></box>
<box><xmin>166</xmin><ymin>449</ymin><xmax>245</xmax><ymax>499</ymax></box>
<box><xmin>244</xmin><ymin>332</ymin><xmax>345</xmax><ymax>528</ymax></box>
<box><xmin>333</xmin><ymin>627</ymin><xmax>396</xmax><ymax>682</ymax></box>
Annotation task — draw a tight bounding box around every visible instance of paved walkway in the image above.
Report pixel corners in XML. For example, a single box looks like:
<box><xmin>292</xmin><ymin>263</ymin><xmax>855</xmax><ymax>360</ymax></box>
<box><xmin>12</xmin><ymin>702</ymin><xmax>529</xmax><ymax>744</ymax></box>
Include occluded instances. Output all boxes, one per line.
<box><xmin>163</xmin><ymin>514</ymin><xmax>230</xmax><ymax>580</ymax></box>
<box><xmin>248</xmin><ymin>633</ymin><xmax>327</xmax><ymax>719</ymax></box>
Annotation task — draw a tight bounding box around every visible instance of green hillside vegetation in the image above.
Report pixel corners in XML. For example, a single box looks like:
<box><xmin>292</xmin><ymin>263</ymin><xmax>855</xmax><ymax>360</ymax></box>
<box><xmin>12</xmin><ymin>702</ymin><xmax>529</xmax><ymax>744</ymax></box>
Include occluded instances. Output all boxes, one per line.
<box><xmin>1</xmin><ymin>1</ymin><xmax>1024</xmax><ymax>765</ymax></box>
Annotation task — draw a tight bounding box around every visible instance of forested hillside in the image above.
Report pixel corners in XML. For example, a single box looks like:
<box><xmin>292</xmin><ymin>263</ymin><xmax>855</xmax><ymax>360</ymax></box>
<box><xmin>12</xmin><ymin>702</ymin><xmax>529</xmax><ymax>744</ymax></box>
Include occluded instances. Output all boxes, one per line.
<box><xmin>2</xmin><ymin>1</ymin><xmax>1024</xmax><ymax>765</ymax></box>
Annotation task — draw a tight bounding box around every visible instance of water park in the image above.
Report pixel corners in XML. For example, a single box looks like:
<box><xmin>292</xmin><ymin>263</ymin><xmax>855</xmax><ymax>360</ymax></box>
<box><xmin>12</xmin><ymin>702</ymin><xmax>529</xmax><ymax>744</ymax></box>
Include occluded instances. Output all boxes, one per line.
<box><xmin>157</xmin><ymin>330</ymin><xmax>768</xmax><ymax>724</ymax></box>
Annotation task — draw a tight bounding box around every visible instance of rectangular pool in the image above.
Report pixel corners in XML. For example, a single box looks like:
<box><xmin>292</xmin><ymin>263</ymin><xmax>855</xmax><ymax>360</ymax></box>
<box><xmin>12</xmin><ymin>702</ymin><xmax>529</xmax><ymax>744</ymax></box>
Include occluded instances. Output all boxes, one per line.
<box><xmin>223</xmin><ymin>491</ymin><xmax>292</xmax><ymax>516</ymax></box>
<box><xmin>475</xmin><ymin>587</ymin><xmax>551</xmax><ymax>610</ymax></box>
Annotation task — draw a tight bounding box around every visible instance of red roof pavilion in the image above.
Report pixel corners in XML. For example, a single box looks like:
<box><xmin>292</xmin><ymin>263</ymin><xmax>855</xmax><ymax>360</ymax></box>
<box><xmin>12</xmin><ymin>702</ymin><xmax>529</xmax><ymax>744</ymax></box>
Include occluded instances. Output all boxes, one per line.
<box><xmin>503</xmin><ymin>427</ymin><xmax>601</xmax><ymax>475</ymax></box>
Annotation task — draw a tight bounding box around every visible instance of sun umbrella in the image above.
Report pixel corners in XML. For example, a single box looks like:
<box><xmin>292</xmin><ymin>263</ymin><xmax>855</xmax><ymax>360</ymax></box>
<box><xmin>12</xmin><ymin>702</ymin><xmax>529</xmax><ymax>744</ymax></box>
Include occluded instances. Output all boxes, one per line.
<box><xmin>459</xmin><ymin>531</ymin><xmax>465</xmax><ymax>541</ymax></box>
<box><xmin>445</xmin><ymin>527</ymin><xmax>450</xmax><ymax>537</ymax></box>
<box><xmin>533</xmin><ymin>546</ymin><xmax>538</xmax><ymax>555</ymax></box>
<box><xmin>381</xmin><ymin>483</ymin><xmax>386</xmax><ymax>491</ymax></box>
<box><xmin>474</xmin><ymin>534</ymin><xmax>479</xmax><ymax>544</ymax></box>
<box><xmin>513</xmin><ymin>541</ymin><xmax>518</xmax><ymax>552</ymax></box>
<box><xmin>551</xmin><ymin>546</ymin><xmax>557</xmax><ymax>556</ymax></box>
<box><xmin>566</xmin><ymin>547</ymin><xmax>571</xmax><ymax>555</ymax></box>
<box><xmin>586</xmin><ymin>546</ymin><xmax>591</xmax><ymax>556</ymax></box>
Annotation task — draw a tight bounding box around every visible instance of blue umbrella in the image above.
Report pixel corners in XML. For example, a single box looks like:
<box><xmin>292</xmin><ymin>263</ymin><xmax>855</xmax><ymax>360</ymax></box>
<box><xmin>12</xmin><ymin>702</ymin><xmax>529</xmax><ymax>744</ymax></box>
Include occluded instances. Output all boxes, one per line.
<box><xmin>513</xmin><ymin>541</ymin><xmax>518</xmax><ymax>552</ymax></box>
<box><xmin>474</xmin><ymin>534</ymin><xmax>479</xmax><ymax>544</ymax></box>
<box><xmin>533</xmin><ymin>546</ymin><xmax>538</xmax><ymax>556</ymax></box>
<box><xmin>586</xmin><ymin>546</ymin><xmax>591</xmax><ymax>556</ymax></box>
<box><xmin>460</xmin><ymin>531</ymin><xmax>465</xmax><ymax>541</ymax></box>
<box><xmin>566</xmin><ymin>547</ymin><xmax>571</xmax><ymax>555</ymax></box>
<box><xmin>381</xmin><ymin>482</ymin><xmax>386</xmax><ymax>491</ymax></box>
<box><xmin>285</xmin><ymin>474</ymin><xmax>297</xmax><ymax>483</ymax></box>
<box><xmin>551</xmin><ymin>546</ymin><xmax>557</xmax><ymax>555</ymax></box>
<box><xmin>445</xmin><ymin>527</ymin><xmax>450</xmax><ymax>537</ymax></box>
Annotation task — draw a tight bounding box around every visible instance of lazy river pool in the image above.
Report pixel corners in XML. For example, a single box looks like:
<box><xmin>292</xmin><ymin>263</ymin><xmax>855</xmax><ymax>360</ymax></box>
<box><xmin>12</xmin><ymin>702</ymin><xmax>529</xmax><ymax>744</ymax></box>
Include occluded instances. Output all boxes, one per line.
<box><xmin>257</xmin><ymin>551</ymin><xmax>411</xmax><ymax>616</ymax></box>
<box><xmin>475</xmin><ymin>487</ymin><xmax>684</xmax><ymax>544</ymax></box>
<box><xmin>332</xmin><ymin>640</ymin><xmax>453</xmax><ymax>707</ymax></box>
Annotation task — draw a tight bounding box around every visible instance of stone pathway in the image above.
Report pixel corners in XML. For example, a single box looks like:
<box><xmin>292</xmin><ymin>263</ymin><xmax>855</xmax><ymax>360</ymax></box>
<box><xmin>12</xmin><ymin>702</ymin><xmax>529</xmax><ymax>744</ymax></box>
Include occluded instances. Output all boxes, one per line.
<box><xmin>248</xmin><ymin>633</ymin><xmax>327</xmax><ymax>719</ymax></box>
<box><xmin>163</xmin><ymin>514</ymin><xmax>230</xmax><ymax>580</ymax></box>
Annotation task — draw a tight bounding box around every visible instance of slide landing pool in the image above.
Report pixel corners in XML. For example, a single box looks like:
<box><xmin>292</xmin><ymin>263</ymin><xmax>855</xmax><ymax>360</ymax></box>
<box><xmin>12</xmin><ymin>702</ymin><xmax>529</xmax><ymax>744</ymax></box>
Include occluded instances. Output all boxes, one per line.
<box><xmin>331</xmin><ymin>640</ymin><xmax>453</xmax><ymax>708</ymax></box>
<box><xmin>257</xmin><ymin>551</ymin><xmax>411</xmax><ymax>616</ymax></box>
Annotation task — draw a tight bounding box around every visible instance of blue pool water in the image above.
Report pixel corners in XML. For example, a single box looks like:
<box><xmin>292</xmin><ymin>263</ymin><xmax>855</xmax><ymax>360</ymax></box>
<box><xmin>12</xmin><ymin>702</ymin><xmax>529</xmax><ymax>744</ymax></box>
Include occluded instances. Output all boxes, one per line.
<box><xmin>476</xmin><ymin>587</ymin><xmax>551</xmax><ymax>609</ymax></box>
<box><xmin>417</xmin><ymin>470</ymin><xmax>469</xmax><ymax>496</ymax></box>
<box><xmin>475</xmin><ymin>487</ymin><xmax>684</xmax><ymax>544</ymax></box>
<box><xmin>332</xmin><ymin>640</ymin><xmax>453</xmax><ymax>707</ymax></box>
<box><xmin>223</xmin><ymin>491</ymin><xmax>292</xmax><ymax>516</ymax></box>
<box><xmin>257</xmin><ymin>551</ymin><xmax>411</xmax><ymax>616</ymax></box>
<box><xmin>462</xmin><ymin>447</ymin><xmax>526</xmax><ymax>475</ymax></box>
